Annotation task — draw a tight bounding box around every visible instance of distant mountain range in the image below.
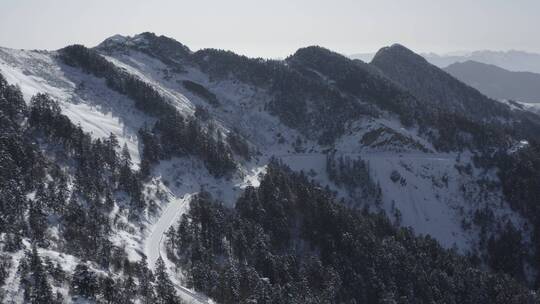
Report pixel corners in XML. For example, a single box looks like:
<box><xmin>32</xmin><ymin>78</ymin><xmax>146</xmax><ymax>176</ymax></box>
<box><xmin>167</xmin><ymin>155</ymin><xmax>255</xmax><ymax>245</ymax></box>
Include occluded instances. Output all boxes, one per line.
<box><xmin>425</xmin><ymin>50</ymin><xmax>540</xmax><ymax>73</ymax></box>
<box><xmin>444</xmin><ymin>60</ymin><xmax>540</xmax><ymax>103</ymax></box>
<box><xmin>351</xmin><ymin>50</ymin><xmax>540</xmax><ymax>74</ymax></box>
<box><xmin>350</xmin><ymin>49</ymin><xmax>540</xmax><ymax>103</ymax></box>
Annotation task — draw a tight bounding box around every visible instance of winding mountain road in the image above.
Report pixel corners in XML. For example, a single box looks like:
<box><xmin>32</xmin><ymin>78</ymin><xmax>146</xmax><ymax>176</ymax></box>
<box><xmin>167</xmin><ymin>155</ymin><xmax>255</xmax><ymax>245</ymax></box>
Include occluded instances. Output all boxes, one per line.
<box><xmin>145</xmin><ymin>193</ymin><xmax>212</xmax><ymax>304</ymax></box>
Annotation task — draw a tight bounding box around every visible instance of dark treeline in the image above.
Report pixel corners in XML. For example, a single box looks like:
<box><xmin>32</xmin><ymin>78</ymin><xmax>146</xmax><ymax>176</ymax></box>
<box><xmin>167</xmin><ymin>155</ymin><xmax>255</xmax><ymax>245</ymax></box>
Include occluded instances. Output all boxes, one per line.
<box><xmin>182</xmin><ymin>80</ymin><xmax>220</xmax><ymax>107</ymax></box>
<box><xmin>59</xmin><ymin>44</ymin><xmax>236</xmax><ymax>177</ymax></box>
<box><xmin>326</xmin><ymin>153</ymin><xmax>381</xmax><ymax>205</ymax></box>
<box><xmin>166</xmin><ymin>160</ymin><xmax>537</xmax><ymax>304</ymax></box>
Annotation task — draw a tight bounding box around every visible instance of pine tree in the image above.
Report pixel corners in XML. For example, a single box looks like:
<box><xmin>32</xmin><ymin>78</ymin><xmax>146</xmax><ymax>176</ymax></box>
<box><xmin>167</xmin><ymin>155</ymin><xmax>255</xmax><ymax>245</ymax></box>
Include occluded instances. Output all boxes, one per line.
<box><xmin>121</xmin><ymin>275</ymin><xmax>137</xmax><ymax>304</ymax></box>
<box><xmin>119</xmin><ymin>143</ymin><xmax>139</xmax><ymax>204</ymax></box>
<box><xmin>70</xmin><ymin>263</ymin><xmax>98</xmax><ymax>300</ymax></box>
<box><xmin>100</xmin><ymin>275</ymin><xmax>117</xmax><ymax>304</ymax></box>
<box><xmin>29</xmin><ymin>185</ymin><xmax>48</xmax><ymax>244</ymax></box>
<box><xmin>137</xmin><ymin>256</ymin><xmax>156</xmax><ymax>304</ymax></box>
<box><xmin>218</xmin><ymin>260</ymin><xmax>240</xmax><ymax>303</ymax></box>
<box><xmin>22</xmin><ymin>245</ymin><xmax>53</xmax><ymax>304</ymax></box>
<box><xmin>154</xmin><ymin>257</ymin><xmax>180</xmax><ymax>304</ymax></box>
<box><xmin>121</xmin><ymin>143</ymin><xmax>132</xmax><ymax>168</ymax></box>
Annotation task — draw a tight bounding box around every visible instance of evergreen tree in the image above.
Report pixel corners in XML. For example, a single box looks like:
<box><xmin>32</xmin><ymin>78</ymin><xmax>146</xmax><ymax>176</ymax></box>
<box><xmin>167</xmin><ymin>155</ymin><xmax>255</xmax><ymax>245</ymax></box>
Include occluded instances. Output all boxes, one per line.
<box><xmin>154</xmin><ymin>257</ymin><xmax>180</xmax><ymax>304</ymax></box>
<box><xmin>100</xmin><ymin>275</ymin><xmax>117</xmax><ymax>304</ymax></box>
<box><xmin>29</xmin><ymin>185</ymin><xmax>48</xmax><ymax>244</ymax></box>
<box><xmin>121</xmin><ymin>275</ymin><xmax>137</xmax><ymax>304</ymax></box>
<box><xmin>21</xmin><ymin>245</ymin><xmax>53</xmax><ymax>304</ymax></box>
<box><xmin>70</xmin><ymin>263</ymin><xmax>98</xmax><ymax>300</ymax></box>
<box><xmin>137</xmin><ymin>256</ymin><xmax>156</xmax><ymax>304</ymax></box>
<box><xmin>488</xmin><ymin>221</ymin><xmax>526</xmax><ymax>279</ymax></box>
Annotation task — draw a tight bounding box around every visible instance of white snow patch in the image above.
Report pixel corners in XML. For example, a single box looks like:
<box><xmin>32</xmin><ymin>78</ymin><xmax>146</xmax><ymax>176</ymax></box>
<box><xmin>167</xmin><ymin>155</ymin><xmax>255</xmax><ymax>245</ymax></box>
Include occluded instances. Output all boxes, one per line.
<box><xmin>0</xmin><ymin>47</ymin><xmax>152</xmax><ymax>168</ymax></box>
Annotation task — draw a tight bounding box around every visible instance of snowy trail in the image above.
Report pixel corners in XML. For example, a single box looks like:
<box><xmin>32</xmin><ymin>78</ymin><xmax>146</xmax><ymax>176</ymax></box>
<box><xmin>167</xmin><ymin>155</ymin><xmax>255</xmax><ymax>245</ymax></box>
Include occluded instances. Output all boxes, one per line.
<box><xmin>145</xmin><ymin>194</ymin><xmax>191</xmax><ymax>270</ymax></box>
<box><xmin>145</xmin><ymin>194</ymin><xmax>213</xmax><ymax>304</ymax></box>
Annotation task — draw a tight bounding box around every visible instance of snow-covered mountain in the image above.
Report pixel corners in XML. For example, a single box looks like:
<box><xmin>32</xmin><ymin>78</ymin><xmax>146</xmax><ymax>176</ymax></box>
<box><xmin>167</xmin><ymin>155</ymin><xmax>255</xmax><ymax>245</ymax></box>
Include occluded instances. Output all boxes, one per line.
<box><xmin>1</xmin><ymin>33</ymin><xmax>539</xmax><ymax>303</ymax></box>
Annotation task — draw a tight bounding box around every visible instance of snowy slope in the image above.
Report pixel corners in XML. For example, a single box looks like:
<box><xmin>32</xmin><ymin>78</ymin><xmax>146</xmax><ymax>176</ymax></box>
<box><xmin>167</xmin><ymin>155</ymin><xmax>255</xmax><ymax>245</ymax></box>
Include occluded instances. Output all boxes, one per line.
<box><xmin>101</xmin><ymin>49</ymin><xmax>302</xmax><ymax>149</ymax></box>
<box><xmin>0</xmin><ymin>47</ymin><xmax>151</xmax><ymax>168</ymax></box>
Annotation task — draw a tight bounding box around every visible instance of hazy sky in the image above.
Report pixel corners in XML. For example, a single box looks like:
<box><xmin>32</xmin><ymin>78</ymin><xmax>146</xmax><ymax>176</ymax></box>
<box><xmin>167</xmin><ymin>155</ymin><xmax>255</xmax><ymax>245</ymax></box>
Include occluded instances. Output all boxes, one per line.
<box><xmin>1</xmin><ymin>0</ymin><xmax>539</xmax><ymax>58</ymax></box>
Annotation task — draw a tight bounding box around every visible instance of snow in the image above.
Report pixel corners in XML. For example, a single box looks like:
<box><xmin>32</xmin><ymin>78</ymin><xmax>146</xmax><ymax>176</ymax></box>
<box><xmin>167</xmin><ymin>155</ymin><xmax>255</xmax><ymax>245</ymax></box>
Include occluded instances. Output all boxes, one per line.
<box><xmin>145</xmin><ymin>194</ymin><xmax>192</xmax><ymax>270</ymax></box>
<box><xmin>101</xmin><ymin>50</ymin><xmax>298</xmax><ymax>149</ymax></box>
<box><xmin>1</xmin><ymin>241</ymin><xmax>100</xmax><ymax>303</ymax></box>
<box><xmin>0</xmin><ymin>46</ymin><xmax>267</xmax><ymax>302</ymax></box>
<box><xmin>367</xmin><ymin>153</ymin><xmax>467</xmax><ymax>247</ymax></box>
<box><xmin>0</xmin><ymin>47</ymin><xmax>151</xmax><ymax>168</ymax></box>
<box><xmin>276</xmin><ymin>151</ymin><xmax>469</xmax><ymax>249</ymax></box>
<box><xmin>102</xmin><ymin>53</ymin><xmax>195</xmax><ymax>116</ymax></box>
<box><xmin>137</xmin><ymin>153</ymin><xmax>272</xmax><ymax>303</ymax></box>
<box><xmin>145</xmin><ymin>193</ymin><xmax>213</xmax><ymax>304</ymax></box>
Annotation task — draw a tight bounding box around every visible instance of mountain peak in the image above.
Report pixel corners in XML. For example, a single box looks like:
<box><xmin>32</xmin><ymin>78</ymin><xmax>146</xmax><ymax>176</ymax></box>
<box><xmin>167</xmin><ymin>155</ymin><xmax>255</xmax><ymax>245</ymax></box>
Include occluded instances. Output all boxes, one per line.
<box><xmin>96</xmin><ymin>33</ymin><xmax>149</xmax><ymax>49</ymax></box>
<box><xmin>372</xmin><ymin>43</ymin><xmax>429</xmax><ymax>67</ymax></box>
<box><xmin>97</xmin><ymin>34</ymin><xmax>129</xmax><ymax>48</ymax></box>
<box><xmin>288</xmin><ymin>45</ymin><xmax>347</xmax><ymax>65</ymax></box>
<box><xmin>96</xmin><ymin>32</ymin><xmax>191</xmax><ymax>58</ymax></box>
